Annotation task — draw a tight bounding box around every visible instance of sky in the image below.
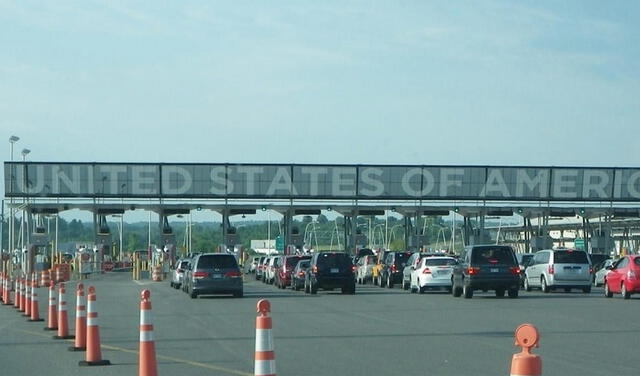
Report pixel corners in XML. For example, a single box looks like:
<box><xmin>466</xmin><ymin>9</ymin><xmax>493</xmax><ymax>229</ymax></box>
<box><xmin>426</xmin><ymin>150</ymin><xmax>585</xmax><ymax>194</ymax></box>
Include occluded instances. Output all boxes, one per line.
<box><xmin>1</xmin><ymin>1</ymin><xmax>639</xmax><ymax>222</ymax></box>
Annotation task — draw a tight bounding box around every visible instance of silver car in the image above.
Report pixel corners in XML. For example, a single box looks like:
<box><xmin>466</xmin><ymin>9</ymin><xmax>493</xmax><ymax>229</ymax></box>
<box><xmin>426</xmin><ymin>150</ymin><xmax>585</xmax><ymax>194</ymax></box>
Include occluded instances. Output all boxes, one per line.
<box><xmin>170</xmin><ymin>259</ymin><xmax>190</xmax><ymax>289</ymax></box>
<box><xmin>184</xmin><ymin>253</ymin><xmax>243</xmax><ymax>298</ymax></box>
<box><xmin>523</xmin><ymin>249</ymin><xmax>592</xmax><ymax>293</ymax></box>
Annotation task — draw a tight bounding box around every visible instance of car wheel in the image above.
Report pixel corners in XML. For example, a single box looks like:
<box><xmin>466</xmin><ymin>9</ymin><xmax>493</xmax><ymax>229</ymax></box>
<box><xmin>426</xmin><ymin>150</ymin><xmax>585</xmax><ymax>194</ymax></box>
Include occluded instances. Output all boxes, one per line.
<box><xmin>403</xmin><ymin>280</ymin><xmax>409</xmax><ymax>290</ymax></box>
<box><xmin>604</xmin><ymin>281</ymin><xmax>613</xmax><ymax>298</ymax></box>
<box><xmin>564</xmin><ymin>288</ymin><xmax>571</xmax><ymax>293</ymax></box>
<box><xmin>304</xmin><ymin>280</ymin><xmax>310</xmax><ymax>294</ymax></box>
<box><xmin>170</xmin><ymin>282</ymin><xmax>174</xmax><ymax>288</ymax></box>
<box><xmin>378</xmin><ymin>275</ymin><xmax>384</xmax><ymax>288</ymax></box>
<box><xmin>582</xmin><ymin>286</ymin><xmax>591</xmax><ymax>294</ymax></box>
<box><xmin>463</xmin><ymin>283</ymin><xmax>473</xmax><ymax>299</ymax></box>
<box><xmin>387</xmin><ymin>276</ymin><xmax>394</xmax><ymax>289</ymax></box>
<box><xmin>418</xmin><ymin>285</ymin><xmax>425</xmax><ymax>294</ymax></box>
<box><xmin>541</xmin><ymin>277</ymin><xmax>550</xmax><ymax>293</ymax></box>
<box><xmin>508</xmin><ymin>288</ymin><xmax>519</xmax><ymax>298</ymax></box>
<box><xmin>495</xmin><ymin>289</ymin><xmax>505</xmax><ymax>298</ymax></box>
<box><xmin>452</xmin><ymin>279</ymin><xmax>462</xmax><ymax>297</ymax></box>
<box><xmin>189</xmin><ymin>290</ymin><xmax>198</xmax><ymax>299</ymax></box>
<box><xmin>622</xmin><ymin>283</ymin><xmax>630</xmax><ymax>300</ymax></box>
<box><xmin>233</xmin><ymin>290</ymin><xmax>243</xmax><ymax>298</ymax></box>
<box><xmin>524</xmin><ymin>278</ymin><xmax>532</xmax><ymax>292</ymax></box>
<box><xmin>310</xmin><ymin>281</ymin><xmax>318</xmax><ymax>295</ymax></box>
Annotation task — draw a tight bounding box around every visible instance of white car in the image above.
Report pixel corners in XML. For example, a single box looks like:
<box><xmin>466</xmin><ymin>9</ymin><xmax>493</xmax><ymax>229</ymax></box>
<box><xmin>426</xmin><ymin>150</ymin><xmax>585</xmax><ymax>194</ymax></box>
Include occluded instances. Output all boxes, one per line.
<box><xmin>409</xmin><ymin>256</ymin><xmax>457</xmax><ymax>294</ymax></box>
<box><xmin>356</xmin><ymin>255</ymin><xmax>378</xmax><ymax>284</ymax></box>
<box><xmin>593</xmin><ymin>259</ymin><xmax>616</xmax><ymax>287</ymax></box>
<box><xmin>264</xmin><ymin>256</ymin><xmax>282</xmax><ymax>284</ymax></box>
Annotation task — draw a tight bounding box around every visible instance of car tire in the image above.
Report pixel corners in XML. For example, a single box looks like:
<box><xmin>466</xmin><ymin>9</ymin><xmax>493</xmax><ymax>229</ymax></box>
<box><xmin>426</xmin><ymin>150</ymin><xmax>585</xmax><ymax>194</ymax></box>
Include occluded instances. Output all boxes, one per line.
<box><xmin>508</xmin><ymin>288</ymin><xmax>519</xmax><ymax>298</ymax></box>
<box><xmin>463</xmin><ymin>283</ymin><xmax>473</xmax><ymax>299</ymax></box>
<box><xmin>564</xmin><ymin>288</ymin><xmax>571</xmax><ymax>293</ymax></box>
<box><xmin>524</xmin><ymin>278</ymin><xmax>532</xmax><ymax>292</ymax></box>
<box><xmin>495</xmin><ymin>289</ymin><xmax>505</xmax><ymax>298</ymax></box>
<box><xmin>622</xmin><ymin>283</ymin><xmax>630</xmax><ymax>300</ymax></box>
<box><xmin>304</xmin><ymin>280</ymin><xmax>310</xmax><ymax>294</ymax></box>
<box><xmin>418</xmin><ymin>285</ymin><xmax>425</xmax><ymax>294</ymax></box>
<box><xmin>170</xmin><ymin>282</ymin><xmax>174</xmax><ymax>288</ymax></box>
<box><xmin>378</xmin><ymin>275</ymin><xmax>384</xmax><ymax>288</ymax></box>
<box><xmin>310</xmin><ymin>281</ymin><xmax>318</xmax><ymax>295</ymax></box>
<box><xmin>604</xmin><ymin>281</ymin><xmax>613</xmax><ymax>298</ymax></box>
<box><xmin>189</xmin><ymin>290</ymin><xmax>198</xmax><ymax>299</ymax></box>
<box><xmin>541</xmin><ymin>277</ymin><xmax>550</xmax><ymax>293</ymax></box>
<box><xmin>403</xmin><ymin>280</ymin><xmax>409</xmax><ymax>290</ymax></box>
<box><xmin>233</xmin><ymin>290</ymin><xmax>243</xmax><ymax>298</ymax></box>
<box><xmin>387</xmin><ymin>276</ymin><xmax>394</xmax><ymax>289</ymax></box>
<box><xmin>582</xmin><ymin>286</ymin><xmax>591</xmax><ymax>294</ymax></box>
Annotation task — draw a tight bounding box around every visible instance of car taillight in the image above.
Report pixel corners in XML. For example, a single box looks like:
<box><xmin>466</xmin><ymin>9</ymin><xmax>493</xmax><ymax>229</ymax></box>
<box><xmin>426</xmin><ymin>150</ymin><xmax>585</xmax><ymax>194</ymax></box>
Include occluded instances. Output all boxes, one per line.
<box><xmin>225</xmin><ymin>270</ymin><xmax>242</xmax><ymax>278</ymax></box>
<box><xmin>351</xmin><ymin>265</ymin><xmax>357</xmax><ymax>272</ymax></box>
<box><xmin>422</xmin><ymin>267</ymin><xmax>432</xmax><ymax>274</ymax></box>
<box><xmin>312</xmin><ymin>265</ymin><xmax>318</xmax><ymax>274</ymax></box>
<box><xmin>193</xmin><ymin>271</ymin><xmax>208</xmax><ymax>279</ymax></box>
<box><xmin>548</xmin><ymin>265</ymin><xmax>554</xmax><ymax>274</ymax></box>
<box><xmin>298</xmin><ymin>271</ymin><xmax>305</xmax><ymax>277</ymax></box>
<box><xmin>467</xmin><ymin>267</ymin><xmax>480</xmax><ymax>275</ymax></box>
<box><xmin>509</xmin><ymin>267</ymin><xmax>520</xmax><ymax>275</ymax></box>
<box><xmin>589</xmin><ymin>267</ymin><xmax>594</xmax><ymax>274</ymax></box>
<box><xmin>628</xmin><ymin>270</ymin><xmax>637</xmax><ymax>280</ymax></box>
<box><xmin>391</xmin><ymin>264</ymin><xmax>397</xmax><ymax>272</ymax></box>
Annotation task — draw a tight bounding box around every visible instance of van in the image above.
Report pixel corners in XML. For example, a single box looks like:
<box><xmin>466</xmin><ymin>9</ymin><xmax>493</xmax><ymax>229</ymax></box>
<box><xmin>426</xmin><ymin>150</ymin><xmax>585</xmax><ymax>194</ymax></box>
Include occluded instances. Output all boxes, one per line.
<box><xmin>523</xmin><ymin>248</ymin><xmax>592</xmax><ymax>293</ymax></box>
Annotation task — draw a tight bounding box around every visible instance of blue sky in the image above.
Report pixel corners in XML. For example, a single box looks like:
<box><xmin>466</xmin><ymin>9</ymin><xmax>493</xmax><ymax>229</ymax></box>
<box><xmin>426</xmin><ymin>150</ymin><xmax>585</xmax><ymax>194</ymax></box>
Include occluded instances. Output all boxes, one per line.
<box><xmin>1</xmin><ymin>1</ymin><xmax>639</xmax><ymax>221</ymax></box>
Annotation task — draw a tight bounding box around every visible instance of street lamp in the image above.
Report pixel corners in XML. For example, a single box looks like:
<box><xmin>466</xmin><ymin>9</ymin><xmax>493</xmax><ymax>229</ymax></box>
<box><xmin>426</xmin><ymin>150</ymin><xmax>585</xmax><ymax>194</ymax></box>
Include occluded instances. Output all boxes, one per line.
<box><xmin>20</xmin><ymin>148</ymin><xmax>30</xmax><ymax>250</ymax></box>
<box><xmin>6</xmin><ymin>136</ymin><xmax>20</xmax><ymax>273</ymax></box>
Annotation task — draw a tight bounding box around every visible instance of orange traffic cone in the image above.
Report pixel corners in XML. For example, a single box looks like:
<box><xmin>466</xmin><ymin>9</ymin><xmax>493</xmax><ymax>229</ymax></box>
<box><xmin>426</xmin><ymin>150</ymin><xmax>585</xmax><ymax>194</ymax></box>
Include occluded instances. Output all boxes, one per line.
<box><xmin>79</xmin><ymin>286</ymin><xmax>110</xmax><ymax>366</ymax></box>
<box><xmin>1</xmin><ymin>273</ymin><xmax>5</xmax><ymax>303</ymax></box>
<box><xmin>19</xmin><ymin>277</ymin><xmax>26</xmax><ymax>312</ymax></box>
<box><xmin>69</xmin><ymin>283</ymin><xmax>86</xmax><ymax>351</ymax></box>
<box><xmin>14</xmin><ymin>277</ymin><xmax>20</xmax><ymax>309</ymax></box>
<box><xmin>139</xmin><ymin>289</ymin><xmax>157</xmax><ymax>376</ymax></box>
<box><xmin>23</xmin><ymin>275</ymin><xmax>32</xmax><ymax>317</ymax></box>
<box><xmin>1</xmin><ymin>273</ymin><xmax>10</xmax><ymax>305</ymax></box>
<box><xmin>44</xmin><ymin>282</ymin><xmax>58</xmax><ymax>331</ymax></box>
<box><xmin>28</xmin><ymin>274</ymin><xmax>44</xmax><ymax>322</ymax></box>
<box><xmin>53</xmin><ymin>282</ymin><xmax>74</xmax><ymax>340</ymax></box>
<box><xmin>510</xmin><ymin>323</ymin><xmax>542</xmax><ymax>376</ymax></box>
<box><xmin>254</xmin><ymin>299</ymin><xmax>276</xmax><ymax>376</ymax></box>
<box><xmin>41</xmin><ymin>269</ymin><xmax>51</xmax><ymax>287</ymax></box>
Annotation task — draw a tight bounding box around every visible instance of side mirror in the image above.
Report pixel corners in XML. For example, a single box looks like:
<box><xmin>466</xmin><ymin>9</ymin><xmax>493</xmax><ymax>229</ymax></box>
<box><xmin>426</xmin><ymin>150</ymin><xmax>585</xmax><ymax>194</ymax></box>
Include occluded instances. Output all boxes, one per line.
<box><xmin>605</xmin><ymin>265</ymin><xmax>613</xmax><ymax>270</ymax></box>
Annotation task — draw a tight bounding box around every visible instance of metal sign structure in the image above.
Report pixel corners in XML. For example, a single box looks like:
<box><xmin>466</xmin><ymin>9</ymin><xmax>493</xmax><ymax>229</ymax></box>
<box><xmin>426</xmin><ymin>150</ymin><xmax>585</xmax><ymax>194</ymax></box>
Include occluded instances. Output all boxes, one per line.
<box><xmin>5</xmin><ymin>162</ymin><xmax>640</xmax><ymax>202</ymax></box>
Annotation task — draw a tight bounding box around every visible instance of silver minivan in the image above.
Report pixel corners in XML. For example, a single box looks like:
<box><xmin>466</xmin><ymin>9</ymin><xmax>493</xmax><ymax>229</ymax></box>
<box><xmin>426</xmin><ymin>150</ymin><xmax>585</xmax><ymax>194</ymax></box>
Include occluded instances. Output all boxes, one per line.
<box><xmin>524</xmin><ymin>249</ymin><xmax>592</xmax><ymax>293</ymax></box>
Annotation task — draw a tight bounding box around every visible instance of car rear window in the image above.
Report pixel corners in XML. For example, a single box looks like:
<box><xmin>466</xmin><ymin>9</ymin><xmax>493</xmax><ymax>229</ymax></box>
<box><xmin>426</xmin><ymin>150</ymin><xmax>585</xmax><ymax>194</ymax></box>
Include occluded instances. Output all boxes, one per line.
<box><xmin>179</xmin><ymin>261</ymin><xmax>189</xmax><ymax>269</ymax></box>
<box><xmin>297</xmin><ymin>260</ymin><xmax>310</xmax><ymax>269</ymax></box>
<box><xmin>197</xmin><ymin>255</ymin><xmax>238</xmax><ymax>269</ymax></box>
<box><xmin>471</xmin><ymin>247</ymin><xmax>516</xmax><ymax>265</ymax></box>
<box><xmin>394</xmin><ymin>252</ymin><xmax>411</xmax><ymax>265</ymax></box>
<box><xmin>554</xmin><ymin>251</ymin><xmax>588</xmax><ymax>264</ymax></box>
<box><xmin>287</xmin><ymin>256</ymin><xmax>311</xmax><ymax>267</ymax></box>
<box><xmin>317</xmin><ymin>253</ymin><xmax>351</xmax><ymax>268</ymax></box>
<box><xmin>425</xmin><ymin>258</ymin><xmax>457</xmax><ymax>266</ymax></box>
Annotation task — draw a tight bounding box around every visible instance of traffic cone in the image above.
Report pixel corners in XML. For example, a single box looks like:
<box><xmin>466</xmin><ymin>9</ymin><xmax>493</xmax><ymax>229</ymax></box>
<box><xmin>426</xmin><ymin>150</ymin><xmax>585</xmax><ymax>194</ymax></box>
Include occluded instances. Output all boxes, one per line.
<box><xmin>79</xmin><ymin>286</ymin><xmax>110</xmax><ymax>366</ymax></box>
<box><xmin>1</xmin><ymin>273</ymin><xmax>5</xmax><ymax>303</ymax></box>
<box><xmin>510</xmin><ymin>323</ymin><xmax>542</xmax><ymax>376</ymax></box>
<box><xmin>23</xmin><ymin>275</ymin><xmax>32</xmax><ymax>317</ymax></box>
<box><xmin>138</xmin><ymin>289</ymin><xmax>157</xmax><ymax>376</ymax></box>
<box><xmin>28</xmin><ymin>274</ymin><xmax>44</xmax><ymax>322</ymax></box>
<box><xmin>69</xmin><ymin>283</ymin><xmax>86</xmax><ymax>351</ymax></box>
<box><xmin>254</xmin><ymin>299</ymin><xmax>276</xmax><ymax>376</ymax></box>
<box><xmin>14</xmin><ymin>277</ymin><xmax>20</xmax><ymax>309</ymax></box>
<box><xmin>2</xmin><ymin>273</ymin><xmax>8</xmax><ymax>304</ymax></box>
<box><xmin>44</xmin><ymin>282</ymin><xmax>58</xmax><ymax>331</ymax></box>
<box><xmin>53</xmin><ymin>282</ymin><xmax>74</xmax><ymax>340</ymax></box>
<box><xmin>19</xmin><ymin>277</ymin><xmax>26</xmax><ymax>312</ymax></box>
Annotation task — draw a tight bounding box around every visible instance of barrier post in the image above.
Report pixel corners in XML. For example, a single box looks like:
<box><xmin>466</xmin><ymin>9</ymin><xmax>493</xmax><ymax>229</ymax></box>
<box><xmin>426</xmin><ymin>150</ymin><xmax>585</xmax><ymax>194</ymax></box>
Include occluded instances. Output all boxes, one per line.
<box><xmin>138</xmin><ymin>290</ymin><xmax>157</xmax><ymax>376</ymax></box>
<box><xmin>254</xmin><ymin>299</ymin><xmax>276</xmax><ymax>376</ymax></box>
<box><xmin>510</xmin><ymin>323</ymin><xmax>542</xmax><ymax>376</ymax></box>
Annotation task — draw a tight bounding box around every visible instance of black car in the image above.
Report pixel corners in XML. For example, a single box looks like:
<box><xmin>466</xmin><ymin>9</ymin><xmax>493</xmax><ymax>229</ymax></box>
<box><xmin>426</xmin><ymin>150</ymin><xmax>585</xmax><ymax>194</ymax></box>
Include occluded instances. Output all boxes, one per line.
<box><xmin>451</xmin><ymin>245</ymin><xmax>520</xmax><ymax>299</ymax></box>
<box><xmin>291</xmin><ymin>259</ymin><xmax>311</xmax><ymax>291</ymax></box>
<box><xmin>305</xmin><ymin>252</ymin><xmax>356</xmax><ymax>295</ymax></box>
<box><xmin>184</xmin><ymin>253</ymin><xmax>243</xmax><ymax>298</ymax></box>
<box><xmin>379</xmin><ymin>251</ymin><xmax>412</xmax><ymax>288</ymax></box>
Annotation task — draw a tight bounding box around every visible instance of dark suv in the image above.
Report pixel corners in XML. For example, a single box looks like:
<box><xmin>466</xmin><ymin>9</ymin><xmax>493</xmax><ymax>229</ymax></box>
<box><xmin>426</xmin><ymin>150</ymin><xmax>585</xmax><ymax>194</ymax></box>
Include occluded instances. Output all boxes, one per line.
<box><xmin>305</xmin><ymin>252</ymin><xmax>356</xmax><ymax>295</ymax></box>
<box><xmin>379</xmin><ymin>251</ymin><xmax>412</xmax><ymax>288</ymax></box>
<box><xmin>184</xmin><ymin>253</ymin><xmax>243</xmax><ymax>298</ymax></box>
<box><xmin>451</xmin><ymin>245</ymin><xmax>520</xmax><ymax>299</ymax></box>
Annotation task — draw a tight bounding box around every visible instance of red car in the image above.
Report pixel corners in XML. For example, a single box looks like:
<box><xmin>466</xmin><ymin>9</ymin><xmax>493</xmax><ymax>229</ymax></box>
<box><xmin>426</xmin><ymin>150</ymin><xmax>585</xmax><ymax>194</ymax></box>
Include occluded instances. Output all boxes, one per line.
<box><xmin>275</xmin><ymin>255</ymin><xmax>312</xmax><ymax>289</ymax></box>
<box><xmin>604</xmin><ymin>255</ymin><xmax>640</xmax><ymax>299</ymax></box>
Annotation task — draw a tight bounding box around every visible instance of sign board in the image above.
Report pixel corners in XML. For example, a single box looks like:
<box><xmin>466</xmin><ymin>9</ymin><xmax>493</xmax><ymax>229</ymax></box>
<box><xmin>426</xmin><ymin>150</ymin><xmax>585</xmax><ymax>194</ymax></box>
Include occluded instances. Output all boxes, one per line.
<box><xmin>275</xmin><ymin>236</ymin><xmax>284</xmax><ymax>252</ymax></box>
<box><xmin>5</xmin><ymin>162</ymin><xmax>640</xmax><ymax>202</ymax></box>
<box><xmin>574</xmin><ymin>238</ymin><xmax>585</xmax><ymax>250</ymax></box>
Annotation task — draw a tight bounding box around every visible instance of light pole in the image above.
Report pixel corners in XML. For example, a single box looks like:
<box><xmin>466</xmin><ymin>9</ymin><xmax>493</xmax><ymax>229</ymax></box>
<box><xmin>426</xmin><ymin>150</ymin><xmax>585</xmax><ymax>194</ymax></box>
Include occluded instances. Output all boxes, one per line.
<box><xmin>112</xmin><ymin>214</ymin><xmax>124</xmax><ymax>262</ymax></box>
<box><xmin>7</xmin><ymin>136</ymin><xmax>19</xmax><ymax>275</ymax></box>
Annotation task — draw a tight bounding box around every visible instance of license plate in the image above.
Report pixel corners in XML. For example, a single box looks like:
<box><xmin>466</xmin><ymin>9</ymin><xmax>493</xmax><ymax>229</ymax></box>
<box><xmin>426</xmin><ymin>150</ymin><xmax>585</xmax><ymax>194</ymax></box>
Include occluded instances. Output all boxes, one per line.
<box><xmin>330</xmin><ymin>268</ymin><xmax>339</xmax><ymax>273</ymax></box>
<box><xmin>490</xmin><ymin>268</ymin><xmax>499</xmax><ymax>273</ymax></box>
<box><xmin>212</xmin><ymin>273</ymin><xmax>223</xmax><ymax>279</ymax></box>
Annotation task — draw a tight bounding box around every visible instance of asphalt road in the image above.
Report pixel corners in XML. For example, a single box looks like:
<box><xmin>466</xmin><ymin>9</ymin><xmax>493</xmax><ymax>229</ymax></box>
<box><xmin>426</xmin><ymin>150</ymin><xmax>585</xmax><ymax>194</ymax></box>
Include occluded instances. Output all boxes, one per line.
<box><xmin>0</xmin><ymin>272</ymin><xmax>638</xmax><ymax>376</ymax></box>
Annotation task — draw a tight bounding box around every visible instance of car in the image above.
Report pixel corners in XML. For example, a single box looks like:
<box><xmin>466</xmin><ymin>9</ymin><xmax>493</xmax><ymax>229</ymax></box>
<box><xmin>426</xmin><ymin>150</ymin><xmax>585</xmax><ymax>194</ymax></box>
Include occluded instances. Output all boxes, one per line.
<box><xmin>352</xmin><ymin>248</ymin><xmax>375</xmax><ymax>265</ymax></box>
<box><xmin>264</xmin><ymin>256</ymin><xmax>282</xmax><ymax>284</ymax></box>
<box><xmin>248</xmin><ymin>256</ymin><xmax>263</xmax><ymax>274</ymax></box>
<box><xmin>183</xmin><ymin>253</ymin><xmax>243</xmax><ymax>298</ymax></box>
<box><xmin>523</xmin><ymin>248</ymin><xmax>592</xmax><ymax>293</ymax></box>
<box><xmin>451</xmin><ymin>245</ymin><xmax>520</xmax><ymax>299</ymax></box>
<box><xmin>593</xmin><ymin>259</ymin><xmax>616</xmax><ymax>287</ymax></box>
<box><xmin>170</xmin><ymin>259</ymin><xmax>190</xmax><ymax>289</ymax></box>
<box><xmin>291</xmin><ymin>259</ymin><xmax>311</xmax><ymax>291</ymax></box>
<box><xmin>305</xmin><ymin>252</ymin><xmax>356</xmax><ymax>295</ymax></box>
<box><xmin>410</xmin><ymin>256</ymin><xmax>457</xmax><ymax>293</ymax></box>
<box><xmin>402</xmin><ymin>252</ymin><xmax>445</xmax><ymax>290</ymax></box>
<box><xmin>589</xmin><ymin>253</ymin><xmax>611</xmax><ymax>267</ymax></box>
<box><xmin>256</xmin><ymin>256</ymin><xmax>270</xmax><ymax>281</ymax></box>
<box><xmin>379</xmin><ymin>251</ymin><xmax>412</xmax><ymax>288</ymax></box>
<box><xmin>276</xmin><ymin>255</ymin><xmax>312</xmax><ymax>289</ymax></box>
<box><xmin>604</xmin><ymin>255</ymin><xmax>640</xmax><ymax>299</ymax></box>
<box><xmin>516</xmin><ymin>253</ymin><xmax>535</xmax><ymax>287</ymax></box>
<box><xmin>355</xmin><ymin>254</ymin><xmax>378</xmax><ymax>285</ymax></box>
<box><xmin>371</xmin><ymin>249</ymin><xmax>391</xmax><ymax>285</ymax></box>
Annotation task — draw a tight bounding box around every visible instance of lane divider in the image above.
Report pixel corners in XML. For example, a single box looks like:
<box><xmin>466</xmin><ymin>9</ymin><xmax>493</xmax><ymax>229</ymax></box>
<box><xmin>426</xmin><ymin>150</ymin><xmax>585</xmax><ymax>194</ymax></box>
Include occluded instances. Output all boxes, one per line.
<box><xmin>139</xmin><ymin>289</ymin><xmax>157</xmax><ymax>376</ymax></box>
<box><xmin>69</xmin><ymin>283</ymin><xmax>86</xmax><ymax>351</ymax></box>
<box><xmin>254</xmin><ymin>299</ymin><xmax>276</xmax><ymax>376</ymax></box>
<box><xmin>79</xmin><ymin>286</ymin><xmax>110</xmax><ymax>366</ymax></box>
<box><xmin>53</xmin><ymin>282</ymin><xmax>74</xmax><ymax>340</ymax></box>
<box><xmin>510</xmin><ymin>323</ymin><xmax>542</xmax><ymax>376</ymax></box>
<box><xmin>44</xmin><ymin>282</ymin><xmax>58</xmax><ymax>331</ymax></box>
<box><xmin>28</xmin><ymin>273</ymin><xmax>44</xmax><ymax>322</ymax></box>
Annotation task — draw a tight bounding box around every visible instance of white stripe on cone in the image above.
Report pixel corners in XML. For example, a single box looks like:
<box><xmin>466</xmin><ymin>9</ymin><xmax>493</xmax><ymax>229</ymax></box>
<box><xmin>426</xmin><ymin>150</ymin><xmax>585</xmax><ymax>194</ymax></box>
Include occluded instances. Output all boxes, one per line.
<box><xmin>140</xmin><ymin>331</ymin><xmax>154</xmax><ymax>342</ymax></box>
<box><xmin>255</xmin><ymin>360</ymin><xmax>276</xmax><ymax>375</ymax></box>
<box><xmin>255</xmin><ymin>329</ymin><xmax>274</xmax><ymax>352</ymax></box>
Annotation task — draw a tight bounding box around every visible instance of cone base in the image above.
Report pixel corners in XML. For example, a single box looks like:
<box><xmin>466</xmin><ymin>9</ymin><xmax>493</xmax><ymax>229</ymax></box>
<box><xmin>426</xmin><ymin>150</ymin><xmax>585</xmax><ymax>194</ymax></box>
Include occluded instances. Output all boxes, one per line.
<box><xmin>43</xmin><ymin>327</ymin><xmax>58</xmax><ymax>331</ymax></box>
<box><xmin>28</xmin><ymin>318</ymin><xmax>44</xmax><ymax>322</ymax></box>
<box><xmin>53</xmin><ymin>335</ymin><xmax>75</xmax><ymax>340</ymax></box>
<box><xmin>22</xmin><ymin>313</ymin><xmax>30</xmax><ymax>317</ymax></box>
<box><xmin>3</xmin><ymin>302</ymin><xmax>13</xmax><ymax>305</ymax></box>
<box><xmin>68</xmin><ymin>346</ymin><xmax>86</xmax><ymax>352</ymax></box>
<box><xmin>79</xmin><ymin>360</ymin><xmax>111</xmax><ymax>367</ymax></box>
